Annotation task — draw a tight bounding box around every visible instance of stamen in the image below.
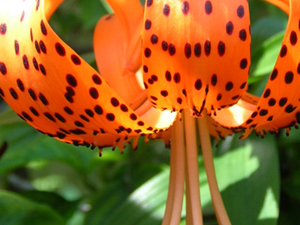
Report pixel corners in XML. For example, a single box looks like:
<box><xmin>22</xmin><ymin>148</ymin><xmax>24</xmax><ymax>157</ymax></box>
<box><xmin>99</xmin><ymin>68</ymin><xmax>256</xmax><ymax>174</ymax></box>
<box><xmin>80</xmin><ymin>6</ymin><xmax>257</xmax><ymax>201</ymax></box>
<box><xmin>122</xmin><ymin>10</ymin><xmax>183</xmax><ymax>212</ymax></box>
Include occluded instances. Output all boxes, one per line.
<box><xmin>162</xmin><ymin>117</ymin><xmax>185</xmax><ymax>225</ymax></box>
<box><xmin>198</xmin><ymin>110</ymin><xmax>231</xmax><ymax>225</ymax></box>
<box><xmin>184</xmin><ymin>110</ymin><xmax>203</xmax><ymax>225</ymax></box>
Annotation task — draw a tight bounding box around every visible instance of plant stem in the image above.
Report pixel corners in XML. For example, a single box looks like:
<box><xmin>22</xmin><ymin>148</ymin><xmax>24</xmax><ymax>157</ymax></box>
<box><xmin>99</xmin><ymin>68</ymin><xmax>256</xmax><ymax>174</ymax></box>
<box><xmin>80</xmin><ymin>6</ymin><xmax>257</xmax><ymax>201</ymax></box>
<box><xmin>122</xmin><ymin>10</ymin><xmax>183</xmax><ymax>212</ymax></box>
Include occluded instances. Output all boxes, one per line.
<box><xmin>184</xmin><ymin>110</ymin><xmax>203</xmax><ymax>225</ymax></box>
<box><xmin>162</xmin><ymin>117</ymin><xmax>185</xmax><ymax>225</ymax></box>
<box><xmin>198</xmin><ymin>110</ymin><xmax>231</xmax><ymax>225</ymax></box>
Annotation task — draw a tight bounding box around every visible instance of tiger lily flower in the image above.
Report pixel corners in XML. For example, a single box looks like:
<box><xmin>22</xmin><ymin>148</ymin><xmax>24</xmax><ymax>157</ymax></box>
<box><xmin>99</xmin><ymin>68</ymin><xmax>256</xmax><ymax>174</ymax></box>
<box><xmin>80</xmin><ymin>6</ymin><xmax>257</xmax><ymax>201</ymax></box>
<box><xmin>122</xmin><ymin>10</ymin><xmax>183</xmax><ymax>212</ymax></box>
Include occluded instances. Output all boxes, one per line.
<box><xmin>0</xmin><ymin>0</ymin><xmax>299</xmax><ymax>224</ymax></box>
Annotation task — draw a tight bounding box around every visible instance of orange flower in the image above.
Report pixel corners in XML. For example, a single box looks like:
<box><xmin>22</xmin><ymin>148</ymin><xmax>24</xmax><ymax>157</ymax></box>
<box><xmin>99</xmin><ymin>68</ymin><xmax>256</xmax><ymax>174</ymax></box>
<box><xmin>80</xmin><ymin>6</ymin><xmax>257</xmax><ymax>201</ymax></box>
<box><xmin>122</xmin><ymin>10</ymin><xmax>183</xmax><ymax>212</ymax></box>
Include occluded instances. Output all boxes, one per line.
<box><xmin>0</xmin><ymin>0</ymin><xmax>298</xmax><ymax>224</ymax></box>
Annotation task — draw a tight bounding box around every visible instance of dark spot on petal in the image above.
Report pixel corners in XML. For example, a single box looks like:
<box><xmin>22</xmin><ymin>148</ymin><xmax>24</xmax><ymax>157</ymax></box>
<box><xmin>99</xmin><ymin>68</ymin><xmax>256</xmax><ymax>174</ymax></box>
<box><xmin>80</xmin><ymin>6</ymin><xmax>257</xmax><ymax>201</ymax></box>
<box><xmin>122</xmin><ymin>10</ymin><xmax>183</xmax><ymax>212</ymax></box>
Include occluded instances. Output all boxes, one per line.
<box><xmin>185</xmin><ymin>43</ymin><xmax>191</xmax><ymax>58</ymax></box>
<box><xmin>92</xmin><ymin>74</ymin><xmax>102</xmax><ymax>85</ymax></box>
<box><xmin>89</xmin><ymin>87</ymin><xmax>99</xmax><ymax>99</ymax></box>
<box><xmin>285</xmin><ymin>71</ymin><xmax>294</xmax><ymax>84</ymax></box>
<box><xmin>55</xmin><ymin>113</ymin><xmax>66</xmax><ymax>122</ymax></box>
<box><xmin>182</xmin><ymin>1</ymin><xmax>189</xmax><ymax>15</ymax></box>
<box><xmin>173</xmin><ymin>73</ymin><xmax>181</xmax><ymax>83</ymax></box>
<box><xmin>211</xmin><ymin>74</ymin><xmax>217</xmax><ymax>86</ymax></box>
<box><xmin>218</xmin><ymin>41</ymin><xmax>225</xmax><ymax>56</ymax></box>
<box><xmin>226</xmin><ymin>21</ymin><xmax>234</xmax><ymax>35</ymax></box>
<box><xmin>17</xmin><ymin>79</ymin><xmax>24</xmax><ymax>92</ymax></box>
<box><xmin>195</xmin><ymin>79</ymin><xmax>202</xmax><ymax>90</ymax></box>
<box><xmin>22</xmin><ymin>55</ymin><xmax>29</xmax><ymax>69</ymax></box>
<box><xmin>147</xmin><ymin>0</ymin><xmax>153</xmax><ymax>7</ymax></box>
<box><xmin>163</xmin><ymin>4</ymin><xmax>170</xmax><ymax>16</ymax></box>
<box><xmin>205</xmin><ymin>1</ymin><xmax>212</xmax><ymax>15</ymax></box>
<box><xmin>14</xmin><ymin>40</ymin><xmax>19</xmax><ymax>55</ymax></box>
<box><xmin>237</xmin><ymin>5</ymin><xmax>244</xmax><ymax>18</ymax></box>
<box><xmin>145</xmin><ymin>19</ymin><xmax>151</xmax><ymax>30</ymax></box>
<box><xmin>39</xmin><ymin>41</ymin><xmax>47</xmax><ymax>53</ymax></box>
<box><xmin>64</xmin><ymin>106</ymin><xmax>74</xmax><ymax>115</ymax></box>
<box><xmin>55</xmin><ymin>42</ymin><xmax>66</xmax><ymax>56</ymax></box>
<box><xmin>162</xmin><ymin>41</ymin><xmax>168</xmax><ymax>51</ymax></box>
<box><xmin>263</xmin><ymin>88</ymin><xmax>271</xmax><ymax>98</ymax></box>
<box><xmin>204</xmin><ymin>41</ymin><xmax>211</xmax><ymax>56</ymax></box>
<box><xmin>120</xmin><ymin>104</ymin><xmax>128</xmax><ymax>112</ymax></box>
<box><xmin>270</xmin><ymin>69</ymin><xmax>278</xmax><ymax>81</ymax></box>
<box><xmin>151</xmin><ymin>34</ymin><xmax>158</xmax><ymax>44</ymax></box>
<box><xmin>40</xmin><ymin>20</ymin><xmax>47</xmax><ymax>35</ymax></box>
<box><xmin>194</xmin><ymin>43</ymin><xmax>201</xmax><ymax>57</ymax></box>
<box><xmin>39</xmin><ymin>64</ymin><xmax>46</xmax><ymax>75</ymax></box>
<box><xmin>0</xmin><ymin>62</ymin><xmax>7</xmax><ymax>75</ymax></box>
<box><xmin>279</xmin><ymin>97</ymin><xmax>287</xmax><ymax>107</ymax></box>
<box><xmin>225</xmin><ymin>82</ymin><xmax>233</xmax><ymax>91</ymax></box>
<box><xmin>0</xmin><ymin>23</ymin><xmax>7</xmax><ymax>35</ymax></box>
<box><xmin>9</xmin><ymin>88</ymin><xmax>18</xmax><ymax>99</ymax></box>
<box><xmin>280</xmin><ymin>45</ymin><xmax>287</xmax><ymax>57</ymax></box>
<box><xmin>44</xmin><ymin>112</ymin><xmax>56</xmax><ymax>122</ymax></box>
<box><xmin>94</xmin><ymin>105</ymin><xmax>103</xmax><ymax>115</ymax></box>
<box><xmin>66</xmin><ymin>74</ymin><xmax>77</xmax><ymax>87</ymax></box>
<box><xmin>239</xmin><ymin>29</ymin><xmax>247</xmax><ymax>41</ymax></box>
<box><xmin>22</xmin><ymin>112</ymin><xmax>33</xmax><ymax>122</ymax></box>
<box><xmin>268</xmin><ymin>98</ymin><xmax>276</xmax><ymax>106</ymax></box>
<box><xmin>106</xmin><ymin>113</ymin><xmax>115</xmax><ymax>121</ymax></box>
<box><xmin>169</xmin><ymin>44</ymin><xmax>176</xmax><ymax>56</ymax></box>
<box><xmin>71</xmin><ymin>54</ymin><xmax>81</xmax><ymax>65</ymax></box>
<box><xmin>144</xmin><ymin>48</ymin><xmax>151</xmax><ymax>58</ymax></box>
<box><xmin>30</xmin><ymin>107</ymin><xmax>39</xmax><ymax>116</ymax></box>
<box><xmin>290</xmin><ymin>30</ymin><xmax>297</xmax><ymax>45</ymax></box>
<box><xmin>130</xmin><ymin>113</ymin><xmax>137</xmax><ymax>121</ymax></box>
<box><xmin>259</xmin><ymin>109</ymin><xmax>268</xmax><ymax>116</ymax></box>
<box><xmin>28</xmin><ymin>88</ymin><xmax>37</xmax><ymax>100</ymax></box>
<box><xmin>111</xmin><ymin>97</ymin><xmax>120</xmax><ymax>107</ymax></box>
<box><xmin>161</xmin><ymin>90</ymin><xmax>168</xmax><ymax>97</ymax></box>
<box><xmin>39</xmin><ymin>93</ymin><xmax>49</xmax><ymax>105</ymax></box>
<box><xmin>240</xmin><ymin>58</ymin><xmax>248</xmax><ymax>69</ymax></box>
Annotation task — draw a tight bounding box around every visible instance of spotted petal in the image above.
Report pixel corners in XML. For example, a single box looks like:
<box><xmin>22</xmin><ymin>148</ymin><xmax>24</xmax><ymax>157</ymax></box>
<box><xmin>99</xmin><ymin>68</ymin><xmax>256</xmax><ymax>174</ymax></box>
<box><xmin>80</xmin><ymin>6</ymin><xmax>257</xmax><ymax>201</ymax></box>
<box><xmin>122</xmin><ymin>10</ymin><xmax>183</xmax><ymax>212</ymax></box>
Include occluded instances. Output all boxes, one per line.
<box><xmin>0</xmin><ymin>0</ymin><xmax>176</xmax><ymax>151</ymax></box>
<box><xmin>142</xmin><ymin>0</ymin><xmax>250</xmax><ymax>116</ymax></box>
<box><xmin>213</xmin><ymin>0</ymin><xmax>300</xmax><ymax>137</ymax></box>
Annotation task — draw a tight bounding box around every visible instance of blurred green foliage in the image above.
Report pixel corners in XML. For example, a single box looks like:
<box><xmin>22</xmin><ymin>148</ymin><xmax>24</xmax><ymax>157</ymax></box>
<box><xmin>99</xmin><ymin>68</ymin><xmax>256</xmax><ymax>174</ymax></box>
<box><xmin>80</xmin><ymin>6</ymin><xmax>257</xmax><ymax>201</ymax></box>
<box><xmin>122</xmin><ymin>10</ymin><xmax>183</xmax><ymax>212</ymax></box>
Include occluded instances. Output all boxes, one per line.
<box><xmin>0</xmin><ymin>0</ymin><xmax>299</xmax><ymax>224</ymax></box>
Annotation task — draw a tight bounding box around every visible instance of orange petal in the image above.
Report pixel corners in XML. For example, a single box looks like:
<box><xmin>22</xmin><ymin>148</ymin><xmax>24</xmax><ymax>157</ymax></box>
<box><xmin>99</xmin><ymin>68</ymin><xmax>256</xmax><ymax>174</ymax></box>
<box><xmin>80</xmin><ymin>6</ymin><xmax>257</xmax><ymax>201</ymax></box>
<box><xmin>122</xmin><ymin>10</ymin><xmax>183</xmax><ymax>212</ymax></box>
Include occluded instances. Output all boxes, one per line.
<box><xmin>213</xmin><ymin>0</ymin><xmax>300</xmax><ymax>138</ymax></box>
<box><xmin>93</xmin><ymin>0</ymin><xmax>144</xmax><ymax>107</ymax></box>
<box><xmin>239</xmin><ymin>0</ymin><xmax>300</xmax><ymax>137</ymax></box>
<box><xmin>0</xmin><ymin>0</ymin><xmax>174</xmax><ymax>150</ymax></box>
<box><xmin>205</xmin><ymin>116</ymin><xmax>234</xmax><ymax>142</ymax></box>
<box><xmin>142</xmin><ymin>0</ymin><xmax>250</xmax><ymax>116</ymax></box>
<box><xmin>105</xmin><ymin>0</ymin><xmax>143</xmax><ymax>40</ymax></box>
<box><xmin>211</xmin><ymin>92</ymin><xmax>258</xmax><ymax>128</ymax></box>
<box><xmin>93</xmin><ymin>14</ymin><xmax>143</xmax><ymax>107</ymax></box>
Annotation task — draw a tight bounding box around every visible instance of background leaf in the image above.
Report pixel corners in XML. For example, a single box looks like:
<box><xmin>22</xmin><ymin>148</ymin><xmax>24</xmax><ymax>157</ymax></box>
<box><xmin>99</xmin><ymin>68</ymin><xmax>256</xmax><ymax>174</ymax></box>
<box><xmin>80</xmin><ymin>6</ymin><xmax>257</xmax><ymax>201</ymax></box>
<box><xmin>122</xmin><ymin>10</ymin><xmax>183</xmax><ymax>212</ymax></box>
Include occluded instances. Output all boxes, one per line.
<box><xmin>0</xmin><ymin>191</ymin><xmax>65</xmax><ymax>225</ymax></box>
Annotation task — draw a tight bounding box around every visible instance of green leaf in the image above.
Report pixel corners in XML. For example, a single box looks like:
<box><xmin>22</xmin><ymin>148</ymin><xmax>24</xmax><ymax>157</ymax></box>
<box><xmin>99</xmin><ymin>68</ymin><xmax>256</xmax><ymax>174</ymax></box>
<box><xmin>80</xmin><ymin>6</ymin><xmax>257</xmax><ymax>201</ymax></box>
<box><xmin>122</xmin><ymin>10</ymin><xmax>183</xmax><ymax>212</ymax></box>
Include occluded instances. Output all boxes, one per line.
<box><xmin>250</xmin><ymin>31</ymin><xmax>285</xmax><ymax>82</ymax></box>
<box><xmin>217</xmin><ymin>134</ymin><xmax>280</xmax><ymax>225</ymax></box>
<box><xmin>20</xmin><ymin>190</ymin><xmax>79</xmax><ymax>220</ymax></box>
<box><xmin>79</xmin><ymin>0</ymin><xmax>108</xmax><ymax>30</ymax></box>
<box><xmin>84</xmin><ymin>169</ymin><xmax>169</xmax><ymax>225</ymax></box>
<box><xmin>0</xmin><ymin>191</ymin><xmax>65</xmax><ymax>225</ymax></box>
<box><xmin>82</xmin><ymin>134</ymin><xmax>279</xmax><ymax>225</ymax></box>
<box><xmin>0</xmin><ymin>107</ymin><xmax>24</xmax><ymax>126</ymax></box>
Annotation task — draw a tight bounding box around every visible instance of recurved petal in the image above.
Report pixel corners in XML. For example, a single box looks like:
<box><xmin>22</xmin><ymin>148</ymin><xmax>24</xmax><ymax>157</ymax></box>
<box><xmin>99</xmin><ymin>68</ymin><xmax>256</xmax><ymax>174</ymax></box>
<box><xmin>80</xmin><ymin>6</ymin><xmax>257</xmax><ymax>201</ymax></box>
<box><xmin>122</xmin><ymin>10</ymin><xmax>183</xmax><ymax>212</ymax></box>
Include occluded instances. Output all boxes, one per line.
<box><xmin>93</xmin><ymin>13</ymin><xmax>143</xmax><ymax>107</ymax></box>
<box><xmin>105</xmin><ymin>0</ymin><xmax>143</xmax><ymax>40</ymax></box>
<box><xmin>214</xmin><ymin>0</ymin><xmax>300</xmax><ymax>138</ymax></box>
<box><xmin>142</xmin><ymin>0</ymin><xmax>250</xmax><ymax>116</ymax></box>
<box><xmin>0</xmin><ymin>0</ymin><xmax>174</xmax><ymax>150</ymax></box>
